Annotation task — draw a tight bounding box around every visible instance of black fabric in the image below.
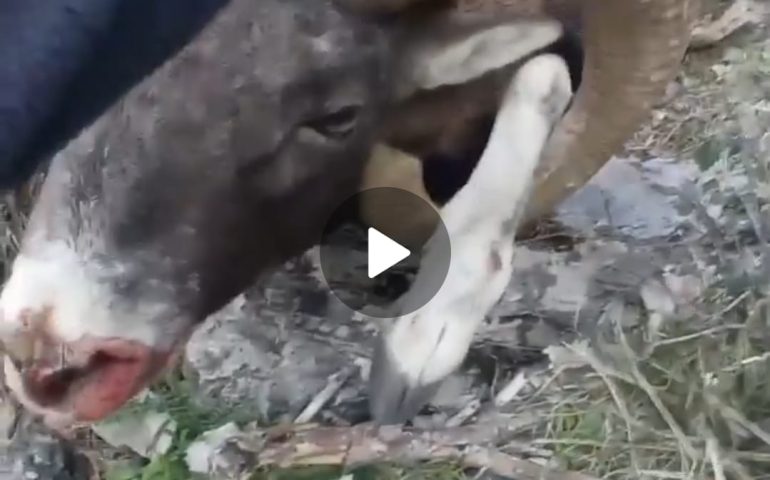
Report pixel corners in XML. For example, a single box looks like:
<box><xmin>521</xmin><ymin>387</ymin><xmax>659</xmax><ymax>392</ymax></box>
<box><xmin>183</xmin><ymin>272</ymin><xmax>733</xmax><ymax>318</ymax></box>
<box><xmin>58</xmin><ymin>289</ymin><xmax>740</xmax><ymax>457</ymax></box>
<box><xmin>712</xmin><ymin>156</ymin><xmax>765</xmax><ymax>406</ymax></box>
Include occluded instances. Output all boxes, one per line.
<box><xmin>0</xmin><ymin>0</ymin><xmax>231</xmax><ymax>189</ymax></box>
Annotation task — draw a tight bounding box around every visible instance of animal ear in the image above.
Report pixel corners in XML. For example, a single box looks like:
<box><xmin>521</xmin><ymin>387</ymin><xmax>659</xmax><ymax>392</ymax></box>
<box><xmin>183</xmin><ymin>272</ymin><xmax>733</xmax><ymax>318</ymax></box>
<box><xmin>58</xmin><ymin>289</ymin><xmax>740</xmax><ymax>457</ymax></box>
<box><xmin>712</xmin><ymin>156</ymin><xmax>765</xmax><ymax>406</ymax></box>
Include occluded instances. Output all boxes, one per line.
<box><xmin>393</xmin><ymin>12</ymin><xmax>564</xmax><ymax>99</ymax></box>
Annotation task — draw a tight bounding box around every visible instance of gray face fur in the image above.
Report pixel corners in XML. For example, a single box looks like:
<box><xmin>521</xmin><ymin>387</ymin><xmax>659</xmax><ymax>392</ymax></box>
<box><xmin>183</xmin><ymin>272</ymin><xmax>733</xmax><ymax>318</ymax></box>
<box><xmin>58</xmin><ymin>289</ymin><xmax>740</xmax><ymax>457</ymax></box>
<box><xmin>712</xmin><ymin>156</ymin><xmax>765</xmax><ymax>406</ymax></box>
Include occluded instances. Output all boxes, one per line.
<box><xmin>0</xmin><ymin>0</ymin><xmax>399</xmax><ymax>425</ymax></box>
<box><xmin>31</xmin><ymin>0</ymin><xmax>393</xmax><ymax>320</ymax></box>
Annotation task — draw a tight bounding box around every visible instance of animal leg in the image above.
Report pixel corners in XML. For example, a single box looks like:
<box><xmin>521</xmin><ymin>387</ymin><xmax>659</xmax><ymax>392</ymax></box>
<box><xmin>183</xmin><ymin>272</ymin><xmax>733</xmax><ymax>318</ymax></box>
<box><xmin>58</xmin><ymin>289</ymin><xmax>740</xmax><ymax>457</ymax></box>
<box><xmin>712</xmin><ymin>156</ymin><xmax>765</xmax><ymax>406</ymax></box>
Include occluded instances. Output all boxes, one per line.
<box><xmin>368</xmin><ymin>53</ymin><xmax>574</xmax><ymax>424</ymax></box>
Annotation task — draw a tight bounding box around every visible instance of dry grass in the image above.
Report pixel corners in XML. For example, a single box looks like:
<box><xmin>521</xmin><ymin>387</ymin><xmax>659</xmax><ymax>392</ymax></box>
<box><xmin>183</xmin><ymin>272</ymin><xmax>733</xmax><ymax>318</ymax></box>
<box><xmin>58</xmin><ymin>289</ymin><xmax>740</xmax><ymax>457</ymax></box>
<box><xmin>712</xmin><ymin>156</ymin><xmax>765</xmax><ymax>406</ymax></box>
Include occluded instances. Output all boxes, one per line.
<box><xmin>532</xmin><ymin>289</ymin><xmax>770</xmax><ymax>479</ymax></box>
<box><xmin>629</xmin><ymin>2</ymin><xmax>769</xmax><ymax>160</ymax></box>
<box><xmin>516</xmin><ymin>10</ymin><xmax>770</xmax><ymax>479</ymax></box>
<box><xmin>0</xmin><ymin>175</ymin><xmax>42</xmax><ymax>280</ymax></box>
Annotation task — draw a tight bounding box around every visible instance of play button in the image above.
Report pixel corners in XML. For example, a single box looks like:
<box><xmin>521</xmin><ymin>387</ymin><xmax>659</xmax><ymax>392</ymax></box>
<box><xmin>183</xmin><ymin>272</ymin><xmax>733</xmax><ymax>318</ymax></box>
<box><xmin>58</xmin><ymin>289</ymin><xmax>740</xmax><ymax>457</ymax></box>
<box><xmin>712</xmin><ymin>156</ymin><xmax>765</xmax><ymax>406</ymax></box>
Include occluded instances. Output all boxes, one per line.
<box><xmin>367</xmin><ymin>228</ymin><xmax>410</xmax><ymax>278</ymax></box>
<box><xmin>318</xmin><ymin>187</ymin><xmax>451</xmax><ymax>319</ymax></box>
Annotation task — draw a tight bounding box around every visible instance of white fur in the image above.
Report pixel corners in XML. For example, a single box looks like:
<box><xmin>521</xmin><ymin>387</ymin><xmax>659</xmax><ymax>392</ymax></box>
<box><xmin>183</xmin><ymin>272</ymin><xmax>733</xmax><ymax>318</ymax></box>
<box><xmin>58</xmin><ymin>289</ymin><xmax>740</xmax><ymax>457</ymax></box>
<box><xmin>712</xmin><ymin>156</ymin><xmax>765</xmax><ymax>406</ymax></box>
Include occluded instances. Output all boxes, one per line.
<box><xmin>0</xmin><ymin>240</ymin><xmax>190</xmax><ymax>426</ymax></box>
<box><xmin>398</xmin><ymin>19</ymin><xmax>564</xmax><ymax>97</ymax></box>
<box><xmin>382</xmin><ymin>54</ymin><xmax>574</xmax><ymax>387</ymax></box>
<box><xmin>0</xmin><ymin>241</ymin><xmax>182</xmax><ymax>350</ymax></box>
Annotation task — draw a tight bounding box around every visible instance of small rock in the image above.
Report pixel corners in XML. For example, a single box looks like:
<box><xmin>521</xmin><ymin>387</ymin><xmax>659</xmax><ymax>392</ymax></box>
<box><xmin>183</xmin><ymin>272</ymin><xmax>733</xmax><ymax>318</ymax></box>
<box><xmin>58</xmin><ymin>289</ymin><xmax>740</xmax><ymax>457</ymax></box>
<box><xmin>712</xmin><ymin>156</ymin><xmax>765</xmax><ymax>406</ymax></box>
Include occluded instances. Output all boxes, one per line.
<box><xmin>555</xmin><ymin>156</ymin><xmax>699</xmax><ymax>240</ymax></box>
<box><xmin>186</xmin><ymin>422</ymin><xmax>243</xmax><ymax>475</ymax></box>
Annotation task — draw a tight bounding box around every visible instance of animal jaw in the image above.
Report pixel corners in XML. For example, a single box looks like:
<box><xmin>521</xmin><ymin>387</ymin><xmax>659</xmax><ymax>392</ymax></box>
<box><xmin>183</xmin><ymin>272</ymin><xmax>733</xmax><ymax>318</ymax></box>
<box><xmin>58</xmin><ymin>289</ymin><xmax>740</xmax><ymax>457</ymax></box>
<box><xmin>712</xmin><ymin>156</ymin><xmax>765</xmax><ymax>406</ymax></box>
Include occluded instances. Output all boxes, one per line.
<box><xmin>368</xmin><ymin>53</ymin><xmax>574</xmax><ymax>424</ymax></box>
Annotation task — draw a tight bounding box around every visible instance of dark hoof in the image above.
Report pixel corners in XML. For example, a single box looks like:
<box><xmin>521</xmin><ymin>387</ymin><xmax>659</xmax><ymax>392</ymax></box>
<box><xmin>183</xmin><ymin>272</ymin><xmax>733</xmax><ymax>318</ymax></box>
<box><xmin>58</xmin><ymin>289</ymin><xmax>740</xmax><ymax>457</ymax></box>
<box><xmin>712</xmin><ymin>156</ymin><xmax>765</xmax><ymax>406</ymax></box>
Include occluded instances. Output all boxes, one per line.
<box><xmin>367</xmin><ymin>332</ymin><xmax>441</xmax><ymax>425</ymax></box>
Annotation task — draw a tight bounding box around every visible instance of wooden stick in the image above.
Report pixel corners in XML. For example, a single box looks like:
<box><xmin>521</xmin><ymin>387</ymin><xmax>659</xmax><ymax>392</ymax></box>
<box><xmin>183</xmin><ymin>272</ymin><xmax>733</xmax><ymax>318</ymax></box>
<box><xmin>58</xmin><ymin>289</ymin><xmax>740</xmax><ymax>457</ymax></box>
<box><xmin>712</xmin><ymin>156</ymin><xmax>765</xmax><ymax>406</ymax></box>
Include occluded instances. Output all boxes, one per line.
<box><xmin>193</xmin><ymin>419</ymin><xmax>599</xmax><ymax>480</ymax></box>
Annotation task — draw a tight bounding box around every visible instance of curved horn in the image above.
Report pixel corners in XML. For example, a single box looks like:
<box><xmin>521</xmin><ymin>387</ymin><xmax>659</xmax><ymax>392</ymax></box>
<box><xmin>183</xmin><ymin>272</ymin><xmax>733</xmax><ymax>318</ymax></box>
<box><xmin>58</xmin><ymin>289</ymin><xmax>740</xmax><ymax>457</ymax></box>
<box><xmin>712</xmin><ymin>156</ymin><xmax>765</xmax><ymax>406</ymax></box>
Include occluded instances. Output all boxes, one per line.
<box><xmin>342</xmin><ymin>0</ymin><xmax>699</xmax><ymax>229</ymax></box>
<box><xmin>522</xmin><ymin>0</ymin><xmax>699</xmax><ymax>227</ymax></box>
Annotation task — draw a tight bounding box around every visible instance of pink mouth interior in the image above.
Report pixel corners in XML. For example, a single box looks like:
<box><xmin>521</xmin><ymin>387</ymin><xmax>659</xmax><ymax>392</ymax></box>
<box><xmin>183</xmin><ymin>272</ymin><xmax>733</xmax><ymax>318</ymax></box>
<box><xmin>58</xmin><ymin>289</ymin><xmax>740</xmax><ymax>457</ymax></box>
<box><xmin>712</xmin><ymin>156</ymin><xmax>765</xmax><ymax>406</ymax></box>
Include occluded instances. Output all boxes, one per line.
<box><xmin>20</xmin><ymin>338</ymin><xmax>170</xmax><ymax>423</ymax></box>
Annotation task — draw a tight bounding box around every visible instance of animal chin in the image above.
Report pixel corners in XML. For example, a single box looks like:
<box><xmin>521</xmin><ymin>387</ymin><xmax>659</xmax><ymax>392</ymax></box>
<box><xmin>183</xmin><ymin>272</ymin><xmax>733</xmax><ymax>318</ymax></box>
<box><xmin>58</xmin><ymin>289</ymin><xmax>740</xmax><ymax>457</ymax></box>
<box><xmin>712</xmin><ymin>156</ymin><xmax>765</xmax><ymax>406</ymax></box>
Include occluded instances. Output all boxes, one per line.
<box><xmin>7</xmin><ymin>337</ymin><xmax>171</xmax><ymax>426</ymax></box>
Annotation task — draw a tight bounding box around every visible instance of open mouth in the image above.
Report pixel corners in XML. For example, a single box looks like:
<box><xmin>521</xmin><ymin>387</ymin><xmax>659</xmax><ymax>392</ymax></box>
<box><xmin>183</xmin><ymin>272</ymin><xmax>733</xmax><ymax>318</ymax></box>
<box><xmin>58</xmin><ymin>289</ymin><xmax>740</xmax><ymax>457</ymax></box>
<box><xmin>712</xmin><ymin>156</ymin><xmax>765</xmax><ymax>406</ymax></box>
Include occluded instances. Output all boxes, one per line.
<box><xmin>3</xmin><ymin>337</ymin><xmax>171</xmax><ymax>425</ymax></box>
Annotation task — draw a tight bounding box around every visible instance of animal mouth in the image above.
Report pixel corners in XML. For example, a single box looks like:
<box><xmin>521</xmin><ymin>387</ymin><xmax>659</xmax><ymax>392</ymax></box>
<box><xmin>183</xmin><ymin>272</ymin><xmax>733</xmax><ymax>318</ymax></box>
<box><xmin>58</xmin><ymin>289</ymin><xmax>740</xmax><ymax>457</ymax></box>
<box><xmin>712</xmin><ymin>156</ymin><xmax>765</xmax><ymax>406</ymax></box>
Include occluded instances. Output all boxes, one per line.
<box><xmin>4</xmin><ymin>337</ymin><xmax>171</xmax><ymax>425</ymax></box>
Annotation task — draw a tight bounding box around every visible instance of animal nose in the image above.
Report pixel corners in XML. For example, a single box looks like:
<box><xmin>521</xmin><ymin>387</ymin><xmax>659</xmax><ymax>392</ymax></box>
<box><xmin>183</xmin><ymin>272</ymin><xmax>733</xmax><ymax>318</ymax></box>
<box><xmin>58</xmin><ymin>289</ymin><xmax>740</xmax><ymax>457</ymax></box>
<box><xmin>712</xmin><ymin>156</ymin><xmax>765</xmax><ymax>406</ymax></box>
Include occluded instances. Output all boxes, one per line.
<box><xmin>0</xmin><ymin>307</ymin><xmax>52</xmax><ymax>372</ymax></box>
<box><xmin>0</xmin><ymin>305</ymin><xmax>88</xmax><ymax>404</ymax></box>
<box><xmin>0</xmin><ymin>307</ymin><xmax>95</xmax><ymax>413</ymax></box>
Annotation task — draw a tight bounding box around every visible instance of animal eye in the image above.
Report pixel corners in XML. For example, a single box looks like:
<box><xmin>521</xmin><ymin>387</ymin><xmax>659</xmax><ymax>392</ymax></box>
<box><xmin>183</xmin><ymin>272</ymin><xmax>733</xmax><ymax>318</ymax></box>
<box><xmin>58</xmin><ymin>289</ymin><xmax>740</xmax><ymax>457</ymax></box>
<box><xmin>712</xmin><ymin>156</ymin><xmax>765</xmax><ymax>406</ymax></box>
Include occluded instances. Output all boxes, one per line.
<box><xmin>304</xmin><ymin>106</ymin><xmax>360</xmax><ymax>140</ymax></box>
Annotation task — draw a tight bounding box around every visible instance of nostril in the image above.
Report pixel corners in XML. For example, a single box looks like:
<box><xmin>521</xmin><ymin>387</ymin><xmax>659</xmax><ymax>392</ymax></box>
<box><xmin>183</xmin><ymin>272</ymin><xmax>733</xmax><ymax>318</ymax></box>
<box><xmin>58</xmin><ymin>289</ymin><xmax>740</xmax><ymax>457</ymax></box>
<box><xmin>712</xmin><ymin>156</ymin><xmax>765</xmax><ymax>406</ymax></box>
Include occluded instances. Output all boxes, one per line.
<box><xmin>26</xmin><ymin>365</ymin><xmax>83</xmax><ymax>408</ymax></box>
<box><xmin>21</xmin><ymin>344</ymin><xmax>143</xmax><ymax>409</ymax></box>
<box><xmin>0</xmin><ymin>306</ymin><xmax>61</xmax><ymax>372</ymax></box>
<box><xmin>1</xmin><ymin>335</ymin><xmax>168</xmax><ymax>424</ymax></box>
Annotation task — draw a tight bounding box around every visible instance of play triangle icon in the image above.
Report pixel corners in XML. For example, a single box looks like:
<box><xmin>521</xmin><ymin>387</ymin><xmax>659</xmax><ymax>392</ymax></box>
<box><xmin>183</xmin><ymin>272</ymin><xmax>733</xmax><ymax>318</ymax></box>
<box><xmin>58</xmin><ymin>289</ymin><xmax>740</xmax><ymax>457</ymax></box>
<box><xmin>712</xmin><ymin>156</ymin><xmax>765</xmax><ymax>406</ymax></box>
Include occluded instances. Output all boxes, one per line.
<box><xmin>367</xmin><ymin>227</ymin><xmax>411</xmax><ymax>278</ymax></box>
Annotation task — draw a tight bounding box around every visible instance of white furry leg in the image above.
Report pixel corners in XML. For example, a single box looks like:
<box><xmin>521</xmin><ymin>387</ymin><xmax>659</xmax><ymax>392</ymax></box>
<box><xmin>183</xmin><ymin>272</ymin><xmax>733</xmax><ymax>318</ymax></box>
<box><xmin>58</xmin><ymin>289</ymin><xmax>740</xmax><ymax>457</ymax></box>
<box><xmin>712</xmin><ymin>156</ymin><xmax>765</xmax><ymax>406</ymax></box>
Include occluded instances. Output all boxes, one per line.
<box><xmin>369</xmin><ymin>54</ymin><xmax>574</xmax><ymax>424</ymax></box>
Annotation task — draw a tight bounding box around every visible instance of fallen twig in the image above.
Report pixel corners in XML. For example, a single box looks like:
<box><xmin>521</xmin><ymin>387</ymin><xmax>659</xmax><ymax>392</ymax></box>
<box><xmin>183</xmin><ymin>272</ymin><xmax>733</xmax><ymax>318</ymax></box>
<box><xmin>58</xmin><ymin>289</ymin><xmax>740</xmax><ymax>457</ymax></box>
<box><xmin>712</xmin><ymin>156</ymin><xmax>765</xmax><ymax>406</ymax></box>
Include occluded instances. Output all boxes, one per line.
<box><xmin>494</xmin><ymin>369</ymin><xmax>529</xmax><ymax>407</ymax></box>
<box><xmin>294</xmin><ymin>366</ymin><xmax>356</xmax><ymax>424</ymax></box>
<box><xmin>689</xmin><ymin>0</ymin><xmax>764</xmax><ymax>50</ymax></box>
<box><xmin>445</xmin><ymin>398</ymin><xmax>482</xmax><ymax>428</ymax></box>
<box><xmin>188</xmin><ymin>417</ymin><xmax>597</xmax><ymax>479</ymax></box>
<box><xmin>704</xmin><ymin>429</ymin><xmax>726</xmax><ymax>480</ymax></box>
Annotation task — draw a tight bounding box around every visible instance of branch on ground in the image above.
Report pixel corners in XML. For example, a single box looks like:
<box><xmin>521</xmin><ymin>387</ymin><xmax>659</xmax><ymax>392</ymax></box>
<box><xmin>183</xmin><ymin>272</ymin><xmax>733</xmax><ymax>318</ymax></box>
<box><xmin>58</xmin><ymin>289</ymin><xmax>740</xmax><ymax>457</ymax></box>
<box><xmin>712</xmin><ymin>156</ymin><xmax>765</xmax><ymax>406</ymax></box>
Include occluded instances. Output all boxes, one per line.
<box><xmin>187</xmin><ymin>419</ymin><xmax>599</xmax><ymax>480</ymax></box>
<box><xmin>689</xmin><ymin>0</ymin><xmax>765</xmax><ymax>50</ymax></box>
